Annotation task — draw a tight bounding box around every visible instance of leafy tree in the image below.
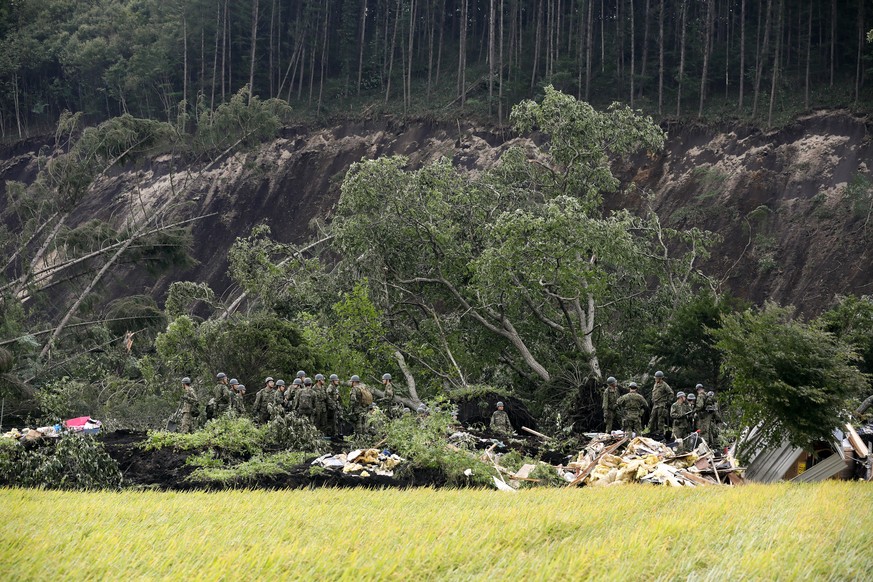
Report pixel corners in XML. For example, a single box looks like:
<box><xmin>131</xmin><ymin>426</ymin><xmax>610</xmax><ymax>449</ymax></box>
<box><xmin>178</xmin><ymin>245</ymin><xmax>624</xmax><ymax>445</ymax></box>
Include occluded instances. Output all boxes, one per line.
<box><xmin>818</xmin><ymin>295</ymin><xmax>873</xmax><ymax>381</ymax></box>
<box><xmin>712</xmin><ymin>302</ymin><xmax>868</xmax><ymax>458</ymax></box>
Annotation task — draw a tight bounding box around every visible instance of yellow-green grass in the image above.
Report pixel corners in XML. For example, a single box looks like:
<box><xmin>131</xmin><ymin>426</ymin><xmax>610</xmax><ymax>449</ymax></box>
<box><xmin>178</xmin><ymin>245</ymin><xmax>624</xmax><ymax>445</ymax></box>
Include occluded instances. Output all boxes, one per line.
<box><xmin>1</xmin><ymin>482</ymin><xmax>871</xmax><ymax>580</ymax></box>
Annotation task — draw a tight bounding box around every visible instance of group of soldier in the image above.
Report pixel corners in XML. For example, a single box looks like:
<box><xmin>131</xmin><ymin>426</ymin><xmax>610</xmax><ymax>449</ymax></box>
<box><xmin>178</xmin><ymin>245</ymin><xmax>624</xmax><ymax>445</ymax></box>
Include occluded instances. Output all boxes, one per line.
<box><xmin>601</xmin><ymin>371</ymin><xmax>724</xmax><ymax>452</ymax></box>
<box><xmin>177</xmin><ymin>371</ymin><xmax>409</xmax><ymax>435</ymax></box>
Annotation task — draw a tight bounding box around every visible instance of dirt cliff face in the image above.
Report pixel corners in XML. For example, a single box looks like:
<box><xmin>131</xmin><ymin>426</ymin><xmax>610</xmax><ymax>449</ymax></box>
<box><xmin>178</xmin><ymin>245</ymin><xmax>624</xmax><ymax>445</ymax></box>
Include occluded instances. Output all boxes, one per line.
<box><xmin>3</xmin><ymin>111</ymin><xmax>871</xmax><ymax>315</ymax></box>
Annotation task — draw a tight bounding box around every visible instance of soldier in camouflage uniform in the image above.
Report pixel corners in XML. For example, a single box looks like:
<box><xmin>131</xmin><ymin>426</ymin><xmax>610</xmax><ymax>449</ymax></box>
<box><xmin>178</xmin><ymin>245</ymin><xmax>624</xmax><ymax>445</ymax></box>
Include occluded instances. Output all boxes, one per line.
<box><xmin>380</xmin><ymin>373</ymin><xmax>397</xmax><ymax>417</ymax></box>
<box><xmin>325</xmin><ymin>374</ymin><xmax>343</xmax><ymax>435</ymax></box>
<box><xmin>251</xmin><ymin>377</ymin><xmax>276</xmax><ymax>424</ymax></box>
<box><xmin>293</xmin><ymin>377</ymin><xmax>318</xmax><ymax>425</ymax></box>
<box><xmin>489</xmin><ymin>401</ymin><xmax>513</xmax><ymax>435</ymax></box>
<box><xmin>269</xmin><ymin>379</ymin><xmax>288</xmax><ymax>419</ymax></box>
<box><xmin>286</xmin><ymin>378</ymin><xmax>303</xmax><ymax>410</ymax></box>
<box><xmin>208</xmin><ymin>372</ymin><xmax>233</xmax><ymax>419</ymax></box>
<box><xmin>617</xmin><ymin>384</ymin><xmax>648</xmax><ymax>436</ymax></box>
<box><xmin>348</xmin><ymin>375</ymin><xmax>372</xmax><ymax>435</ymax></box>
<box><xmin>646</xmin><ymin>371</ymin><xmax>673</xmax><ymax>438</ymax></box>
<box><xmin>178</xmin><ymin>377</ymin><xmax>200</xmax><ymax>434</ymax></box>
<box><xmin>313</xmin><ymin>374</ymin><xmax>329</xmax><ymax>432</ymax></box>
<box><xmin>602</xmin><ymin>376</ymin><xmax>620</xmax><ymax>432</ymax></box>
<box><xmin>693</xmin><ymin>384</ymin><xmax>710</xmax><ymax>442</ymax></box>
<box><xmin>230</xmin><ymin>381</ymin><xmax>246</xmax><ymax>416</ymax></box>
<box><xmin>706</xmin><ymin>391</ymin><xmax>723</xmax><ymax>450</ymax></box>
<box><xmin>671</xmin><ymin>392</ymin><xmax>692</xmax><ymax>453</ymax></box>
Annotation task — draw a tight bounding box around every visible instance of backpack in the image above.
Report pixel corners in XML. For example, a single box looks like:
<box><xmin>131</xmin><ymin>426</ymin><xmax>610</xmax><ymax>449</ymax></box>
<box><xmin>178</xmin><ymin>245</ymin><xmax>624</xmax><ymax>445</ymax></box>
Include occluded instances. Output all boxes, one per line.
<box><xmin>297</xmin><ymin>388</ymin><xmax>316</xmax><ymax>414</ymax></box>
<box><xmin>357</xmin><ymin>385</ymin><xmax>373</xmax><ymax>407</ymax></box>
<box><xmin>205</xmin><ymin>397</ymin><xmax>216</xmax><ymax>419</ymax></box>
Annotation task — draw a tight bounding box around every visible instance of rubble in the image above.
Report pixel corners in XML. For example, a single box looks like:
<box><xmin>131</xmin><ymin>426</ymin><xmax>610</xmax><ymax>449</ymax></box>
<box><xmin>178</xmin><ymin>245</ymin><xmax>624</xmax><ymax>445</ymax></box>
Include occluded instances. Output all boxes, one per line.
<box><xmin>312</xmin><ymin>448</ymin><xmax>404</xmax><ymax>478</ymax></box>
<box><xmin>562</xmin><ymin>434</ymin><xmax>742</xmax><ymax>488</ymax></box>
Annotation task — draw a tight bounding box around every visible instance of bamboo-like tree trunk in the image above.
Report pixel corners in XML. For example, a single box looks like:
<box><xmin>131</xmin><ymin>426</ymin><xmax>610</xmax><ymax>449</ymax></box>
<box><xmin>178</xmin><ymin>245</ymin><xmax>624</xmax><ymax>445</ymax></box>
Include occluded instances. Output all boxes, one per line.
<box><xmin>249</xmin><ymin>0</ymin><xmax>259</xmax><ymax>101</ymax></box>
<box><xmin>658</xmin><ymin>0</ymin><xmax>664</xmax><ymax>114</ymax></box>
<box><xmin>357</xmin><ymin>0</ymin><xmax>368</xmax><ymax>95</ymax></box>
<box><xmin>768</xmin><ymin>0</ymin><xmax>784</xmax><ymax>127</ymax></box>
<box><xmin>698</xmin><ymin>0</ymin><xmax>714</xmax><ymax>117</ymax></box>
<box><xmin>805</xmin><ymin>0</ymin><xmax>812</xmax><ymax>109</ymax></box>
<box><xmin>752</xmin><ymin>0</ymin><xmax>773</xmax><ymax>119</ymax></box>
<box><xmin>676</xmin><ymin>0</ymin><xmax>688</xmax><ymax>116</ymax></box>
<box><xmin>738</xmin><ymin>0</ymin><xmax>746</xmax><ymax>110</ymax></box>
<box><xmin>638</xmin><ymin>0</ymin><xmax>650</xmax><ymax>99</ymax></box>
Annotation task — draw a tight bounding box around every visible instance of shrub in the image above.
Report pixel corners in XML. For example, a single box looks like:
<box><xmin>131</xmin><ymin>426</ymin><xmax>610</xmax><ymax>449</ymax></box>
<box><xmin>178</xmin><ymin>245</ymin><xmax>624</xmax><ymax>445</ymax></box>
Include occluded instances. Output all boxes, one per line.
<box><xmin>0</xmin><ymin>436</ymin><xmax>122</xmax><ymax>490</ymax></box>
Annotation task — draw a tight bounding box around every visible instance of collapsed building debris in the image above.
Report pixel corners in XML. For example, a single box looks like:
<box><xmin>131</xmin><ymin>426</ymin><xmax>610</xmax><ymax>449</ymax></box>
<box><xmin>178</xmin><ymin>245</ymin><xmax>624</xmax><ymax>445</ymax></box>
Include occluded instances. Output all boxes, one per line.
<box><xmin>311</xmin><ymin>448</ymin><xmax>404</xmax><ymax>478</ymax></box>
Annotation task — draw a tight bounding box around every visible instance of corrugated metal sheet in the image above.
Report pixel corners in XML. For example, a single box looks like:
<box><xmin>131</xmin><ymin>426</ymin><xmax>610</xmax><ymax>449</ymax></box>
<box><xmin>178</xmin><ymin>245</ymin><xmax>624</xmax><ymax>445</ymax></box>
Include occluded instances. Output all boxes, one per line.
<box><xmin>739</xmin><ymin>426</ymin><xmax>846</xmax><ymax>484</ymax></box>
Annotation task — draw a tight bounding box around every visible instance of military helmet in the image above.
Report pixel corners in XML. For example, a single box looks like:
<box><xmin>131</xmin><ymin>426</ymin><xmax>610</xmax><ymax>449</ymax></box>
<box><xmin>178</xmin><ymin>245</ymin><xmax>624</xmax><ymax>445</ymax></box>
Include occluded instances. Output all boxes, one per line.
<box><xmin>629</xmin><ymin>382</ymin><xmax>638</xmax><ymax>388</ymax></box>
<box><xmin>382</xmin><ymin>373</ymin><xmax>392</xmax><ymax>381</ymax></box>
<box><xmin>315</xmin><ymin>374</ymin><xmax>325</xmax><ymax>381</ymax></box>
<box><xmin>229</xmin><ymin>378</ymin><xmax>239</xmax><ymax>385</ymax></box>
<box><xmin>265</xmin><ymin>376</ymin><xmax>274</xmax><ymax>383</ymax></box>
<box><xmin>496</xmin><ymin>401</ymin><xmax>504</xmax><ymax>407</ymax></box>
<box><xmin>606</xmin><ymin>376</ymin><xmax>617</xmax><ymax>385</ymax></box>
<box><xmin>276</xmin><ymin>379</ymin><xmax>286</xmax><ymax>387</ymax></box>
<box><xmin>296</xmin><ymin>370</ymin><xmax>306</xmax><ymax>378</ymax></box>
<box><xmin>292</xmin><ymin>378</ymin><xmax>303</xmax><ymax>386</ymax></box>
<box><xmin>655</xmin><ymin>370</ymin><xmax>665</xmax><ymax>378</ymax></box>
<box><xmin>687</xmin><ymin>393</ymin><xmax>697</xmax><ymax>401</ymax></box>
<box><xmin>417</xmin><ymin>404</ymin><xmax>428</xmax><ymax>413</ymax></box>
<box><xmin>238</xmin><ymin>384</ymin><xmax>245</xmax><ymax>390</ymax></box>
<box><xmin>707</xmin><ymin>391</ymin><xmax>715</xmax><ymax>398</ymax></box>
<box><xmin>676</xmin><ymin>391</ymin><xmax>686</xmax><ymax>398</ymax></box>
<box><xmin>216</xmin><ymin>372</ymin><xmax>227</xmax><ymax>380</ymax></box>
<box><xmin>181</xmin><ymin>377</ymin><xmax>192</xmax><ymax>384</ymax></box>
<box><xmin>350</xmin><ymin>375</ymin><xmax>361</xmax><ymax>382</ymax></box>
<box><xmin>696</xmin><ymin>383</ymin><xmax>704</xmax><ymax>390</ymax></box>
<box><xmin>304</xmin><ymin>377</ymin><xmax>313</xmax><ymax>385</ymax></box>
<box><xmin>329</xmin><ymin>374</ymin><xmax>339</xmax><ymax>381</ymax></box>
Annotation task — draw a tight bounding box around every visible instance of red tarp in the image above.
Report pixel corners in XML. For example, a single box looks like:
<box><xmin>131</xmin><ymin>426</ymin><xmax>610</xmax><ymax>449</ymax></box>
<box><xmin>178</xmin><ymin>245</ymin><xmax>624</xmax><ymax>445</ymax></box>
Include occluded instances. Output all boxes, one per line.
<box><xmin>63</xmin><ymin>416</ymin><xmax>91</xmax><ymax>428</ymax></box>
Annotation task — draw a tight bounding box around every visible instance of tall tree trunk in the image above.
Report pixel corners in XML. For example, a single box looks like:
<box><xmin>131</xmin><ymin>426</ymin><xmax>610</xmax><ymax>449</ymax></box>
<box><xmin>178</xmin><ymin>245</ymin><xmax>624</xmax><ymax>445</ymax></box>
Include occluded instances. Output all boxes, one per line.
<box><xmin>676</xmin><ymin>0</ymin><xmax>688</xmax><ymax>116</ymax></box>
<box><xmin>752</xmin><ymin>0</ymin><xmax>773</xmax><ymax>119</ymax></box>
<box><xmin>856</xmin><ymin>0</ymin><xmax>865</xmax><ymax>104</ymax></box>
<box><xmin>249</xmin><ymin>0</ymin><xmax>259</xmax><ymax>100</ymax></box>
<box><xmin>427</xmin><ymin>0</ymin><xmax>435</xmax><ymax>96</ymax></box>
<box><xmin>408</xmin><ymin>0</ymin><xmax>417</xmax><ymax>112</ymax></box>
<box><xmin>738</xmin><ymin>0</ymin><xmax>746</xmax><ymax>109</ymax></box>
<box><xmin>698</xmin><ymin>0</ymin><xmax>714</xmax><ymax>117</ymax></box>
<box><xmin>221</xmin><ymin>0</ymin><xmax>228</xmax><ymax>101</ymax></box>
<box><xmin>601</xmin><ymin>0</ymin><xmax>605</xmax><ymax>73</ymax></box>
<box><xmin>499</xmin><ymin>0</ymin><xmax>504</xmax><ymax>122</ymax></box>
<box><xmin>436</xmin><ymin>0</ymin><xmax>445</xmax><ymax>86</ymax></box>
<box><xmin>830</xmin><ymin>0</ymin><xmax>835</xmax><ymax>87</ymax></box>
<box><xmin>386</xmin><ymin>0</ymin><xmax>402</xmax><ymax>104</ymax></box>
<box><xmin>269</xmin><ymin>0</ymin><xmax>276</xmax><ymax>96</ymax></box>
<box><xmin>768</xmin><ymin>0</ymin><xmax>784</xmax><ymax>127</ymax></box>
<box><xmin>211</xmin><ymin>1</ymin><xmax>220</xmax><ymax>109</ymax></box>
<box><xmin>182</xmin><ymin>14</ymin><xmax>188</xmax><ymax>116</ymax></box>
<box><xmin>638</xmin><ymin>0</ymin><xmax>650</xmax><ymax>99</ymax></box>
<box><xmin>629</xmin><ymin>0</ymin><xmax>635</xmax><ymax>107</ymax></box>
<box><xmin>531</xmin><ymin>0</ymin><xmax>542</xmax><ymax>89</ymax></box>
<box><xmin>318</xmin><ymin>1</ymin><xmax>330</xmax><ymax>113</ymax></box>
<box><xmin>805</xmin><ymin>0</ymin><xmax>812</xmax><ymax>109</ymax></box>
<box><xmin>458</xmin><ymin>0</ymin><xmax>468</xmax><ymax>104</ymax></box>
<box><xmin>357</xmin><ymin>0</ymin><xmax>368</xmax><ymax>96</ymax></box>
<box><xmin>489</xmin><ymin>0</ymin><xmax>496</xmax><ymax>113</ymax></box>
<box><xmin>658</xmin><ymin>0</ymin><xmax>664</xmax><ymax>114</ymax></box>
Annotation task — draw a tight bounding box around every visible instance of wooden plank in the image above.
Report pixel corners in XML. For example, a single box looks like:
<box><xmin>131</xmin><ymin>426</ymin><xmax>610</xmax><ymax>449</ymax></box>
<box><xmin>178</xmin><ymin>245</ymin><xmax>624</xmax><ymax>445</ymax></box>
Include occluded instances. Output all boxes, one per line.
<box><xmin>845</xmin><ymin>423</ymin><xmax>870</xmax><ymax>458</ymax></box>
<box><xmin>566</xmin><ymin>437</ymin><xmax>628</xmax><ymax>487</ymax></box>
<box><xmin>521</xmin><ymin>426</ymin><xmax>552</xmax><ymax>440</ymax></box>
<box><xmin>726</xmin><ymin>472</ymin><xmax>745</xmax><ymax>486</ymax></box>
<box><xmin>678</xmin><ymin>470</ymin><xmax>717</xmax><ymax>486</ymax></box>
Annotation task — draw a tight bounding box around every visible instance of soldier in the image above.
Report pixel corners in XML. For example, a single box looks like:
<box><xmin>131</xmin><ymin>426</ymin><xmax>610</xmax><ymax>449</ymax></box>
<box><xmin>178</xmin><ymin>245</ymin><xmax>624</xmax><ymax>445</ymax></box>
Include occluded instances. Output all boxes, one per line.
<box><xmin>178</xmin><ymin>377</ymin><xmax>200</xmax><ymax>434</ymax></box>
<box><xmin>348</xmin><ymin>375</ymin><xmax>373</xmax><ymax>434</ymax></box>
<box><xmin>286</xmin><ymin>378</ymin><xmax>303</xmax><ymax>409</ymax></box>
<box><xmin>646</xmin><ymin>370</ymin><xmax>673</xmax><ymax>438</ymax></box>
<box><xmin>251</xmin><ymin>377</ymin><xmax>276</xmax><ymax>423</ymax></box>
<box><xmin>489</xmin><ymin>401</ymin><xmax>513</xmax><ymax>435</ymax></box>
<box><xmin>380</xmin><ymin>373</ymin><xmax>396</xmax><ymax>403</ymax></box>
<box><xmin>293</xmin><ymin>377</ymin><xmax>318</xmax><ymax>425</ymax></box>
<box><xmin>313</xmin><ymin>374</ymin><xmax>329</xmax><ymax>432</ymax></box>
<box><xmin>694</xmin><ymin>384</ymin><xmax>709</xmax><ymax>439</ymax></box>
<box><xmin>706</xmin><ymin>391</ymin><xmax>724</xmax><ymax>451</ymax></box>
<box><xmin>671</xmin><ymin>392</ymin><xmax>692</xmax><ymax>453</ymax></box>
<box><xmin>208</xmin><ymin>372</ymin><xmax>233</xmax><ymax>419</ymax></box>
<box><xmin>617</xmin><ymin>383</ymin><xmax>648</xmax><ymax>436</ymax></box>
<box><xmin>270</xmin><ymin>379</ymin><xmax>288</xmax><ymax>418</ymax></box>
<box><xmin>325</xmin><ymin>374</ymin><xmax>342</xmax><ymax>435</ymax></box>
<box><xmin>296</xmin><ymin>370</ymin><xmax>306</xmax><ymax>382</ymax></box>
<box><xmin>602</xmin><ymin>376</ymin><xmax>620</xmax><ymax>432</ymax></box>
<box><xmin>230</xmin><ymin>381</ymin><xmax>246</xmax><ymax>416</ymax></box>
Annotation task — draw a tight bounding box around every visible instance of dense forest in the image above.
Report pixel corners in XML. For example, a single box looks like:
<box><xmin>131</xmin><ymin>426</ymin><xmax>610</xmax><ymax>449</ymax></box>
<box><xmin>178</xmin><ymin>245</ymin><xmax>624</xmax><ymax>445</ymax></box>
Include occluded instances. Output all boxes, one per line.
<box><xmin>2</xmin><ymin>0</ymin><xmax>871</xmax><ymax>139</ymax></box>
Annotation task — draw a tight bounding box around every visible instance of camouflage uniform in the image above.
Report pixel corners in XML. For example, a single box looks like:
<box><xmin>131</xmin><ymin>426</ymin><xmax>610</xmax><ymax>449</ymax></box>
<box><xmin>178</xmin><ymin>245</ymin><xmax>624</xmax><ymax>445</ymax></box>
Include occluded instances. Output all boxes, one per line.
<box><xmin>646</xmin><ymin>379</ymin><xmax>673</xmax><ymax>436</ymax></box>
<box><xmin>269</xmin><ymin>387</ymin><xmax>288</xmax><ymax>419</ymax></box>
<box><xmin>325</xmin><ymin>380</ymin><xmax>342</xmax><ymax>435</ymax></box>
<box><xmin>694</xmin><ymin>391</ymin><xmax>709</xmax><ymax>442</ymax></box>
<box><xmin>348</xmin><ymin>383</ymin><xmax>372</xmax><ymax>434</ymax></box>
<box><xmin>212</xmin><ymin>382</ymin><xmax>233</xmax><ymax>417</ymax></box>
<box><xmin>617</xmin><ymin>391</ymin><xmax>649</xmax><ymax>435</ymax></box>
<box><xmin>313</xmin><ymin>382</ymin><xmax>328</xmax><ymax>432</ymax></box>
<box><xmin>671</xmin><ymin>399</ymin><xmax>692</xmax><ymax>453</ymax></box>
<box><xmin>293</xmin><ymin>384</ymin><xmax>318</xmax><ymax>425</ymax></box>
<box><xmin>489</xmin><ymin>409</ymin><xmax>513</xmax><ymax>435</ymax></box>
<box><xmin>252</xmin><ymin>386</ymin><xmax>275</xmax><ymax>423</ymax></box>
<box><xmin>231</xmin><ymin>388</ymin><xmax>246</xmax><ymax>416</ymax></box>
<box><xmin>602</xmin><ymin>386</ymin><xmax>619</xmax><ymax>432</ymax></box>
<box><xmin>179</xmin><ymin>385</ymin><xmax>200</xmax><ymax>434</ymax></box>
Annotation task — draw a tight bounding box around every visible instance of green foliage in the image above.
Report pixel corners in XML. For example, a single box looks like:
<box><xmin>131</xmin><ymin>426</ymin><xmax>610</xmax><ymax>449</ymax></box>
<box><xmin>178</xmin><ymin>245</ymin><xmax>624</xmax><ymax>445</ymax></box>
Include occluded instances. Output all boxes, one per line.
<box><xmin>186</xmin><ymin>451</ymin><xmax>310</xmax><ymax>484</ymax></box>
<box><xmin>104</xmin><ymin>295</ymin><xmax>166</xmax><ymax>348</ymax></box>
<box><xmin>0</xmin><ymin>436</ymin><xmax>122</xmax><ymax>490</ymax></box>
<box><xmin>164</xmin><ymin>281</ymin><xmax>217</xmax><ymax>320</ymax></box>
<box><xmin>155</xmin><ymin>315</ymin><xmax>204</xmax><ymax>379</ymax></box>
<box><xmin>195</xmin><ymin>87</ymin><xmax>292</xmax><ymax>153</ymax></box>
<box><xmin>818</xmin><ymin>295</ymin><xmax>873</xmax><ymax>381</ymax></box>
<box><xmin>144</xmin><ymin>416</ymin><xmax>266</xmax><ymax>457</ymax></box>
<box><xmin>385</xmin><ymin>407</ymin><xmax>493</xmax><ymax>486</ymax></box>
<box><xmin>262</xmin><ymin>414</ymin><xmax>325</xmax><ymax>453</ymax></box>
<box><xmin>712</xmin><ymin>303</ymin><xmax>868</xmax><ymax>457</ymax></box>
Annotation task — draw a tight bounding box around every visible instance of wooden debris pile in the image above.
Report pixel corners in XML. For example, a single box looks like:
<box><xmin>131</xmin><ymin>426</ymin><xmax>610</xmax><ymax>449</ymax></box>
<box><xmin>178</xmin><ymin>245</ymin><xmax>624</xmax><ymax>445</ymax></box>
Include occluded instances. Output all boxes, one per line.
<box><xmin>311</xmin><ymin>448</ymin><xmax>404</xmax><ymax>478</ymax></box>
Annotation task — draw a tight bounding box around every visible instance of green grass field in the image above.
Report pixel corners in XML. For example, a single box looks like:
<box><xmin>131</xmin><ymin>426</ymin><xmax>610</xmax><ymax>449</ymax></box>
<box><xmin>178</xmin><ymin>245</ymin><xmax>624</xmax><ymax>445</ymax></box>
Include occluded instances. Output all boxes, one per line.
<box><xmin>2</xmin><ymin>482</ymin><xmax>871</xmax><ymax>580</ymax></box>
